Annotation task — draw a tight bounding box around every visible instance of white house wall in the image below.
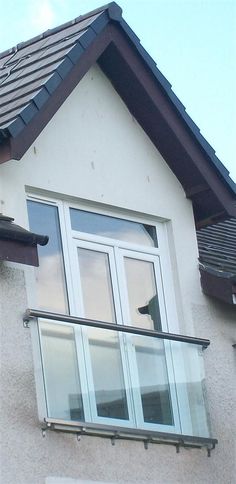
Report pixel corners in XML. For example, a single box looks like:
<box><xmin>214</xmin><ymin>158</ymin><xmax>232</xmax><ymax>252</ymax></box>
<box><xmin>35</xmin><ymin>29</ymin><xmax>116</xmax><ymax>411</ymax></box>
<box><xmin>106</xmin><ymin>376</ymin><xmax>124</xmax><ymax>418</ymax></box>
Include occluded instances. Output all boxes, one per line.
<box><xmin>0</xmin><ymin>64</ymin><xmax>235</xmax><ymax>484</ymax></box>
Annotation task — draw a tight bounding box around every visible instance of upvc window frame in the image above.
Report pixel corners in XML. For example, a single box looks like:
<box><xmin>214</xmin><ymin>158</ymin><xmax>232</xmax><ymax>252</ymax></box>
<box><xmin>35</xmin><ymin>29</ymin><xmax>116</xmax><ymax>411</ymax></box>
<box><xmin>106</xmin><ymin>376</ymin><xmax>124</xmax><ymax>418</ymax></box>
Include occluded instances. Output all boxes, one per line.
<box><xmin>27</xmin><ymin>194</ymin><xmax>186</xmax><ymax>434</ymax></box>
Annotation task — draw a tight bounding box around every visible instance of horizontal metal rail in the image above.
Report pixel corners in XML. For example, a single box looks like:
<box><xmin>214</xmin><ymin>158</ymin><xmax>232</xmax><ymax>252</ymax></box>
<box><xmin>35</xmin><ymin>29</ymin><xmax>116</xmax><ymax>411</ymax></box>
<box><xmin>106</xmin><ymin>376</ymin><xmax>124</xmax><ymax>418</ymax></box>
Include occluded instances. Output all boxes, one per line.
<box><xmin>24</xmin><ymin>308</ymin><xmax>210</xmax><ymax>347</ymax></box>
<box><xmin>44</xmin><ymin>418</ymin><xmax>217</xmax><ymax>455</ymax></box>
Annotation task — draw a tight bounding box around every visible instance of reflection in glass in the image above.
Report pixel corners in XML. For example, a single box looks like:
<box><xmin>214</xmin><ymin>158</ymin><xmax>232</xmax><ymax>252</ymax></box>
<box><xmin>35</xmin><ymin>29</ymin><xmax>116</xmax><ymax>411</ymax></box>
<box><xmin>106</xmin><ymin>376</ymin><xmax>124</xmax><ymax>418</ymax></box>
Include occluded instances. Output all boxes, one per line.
<box><xmin>40</xmin><ymin>322</ymin><xmax>84</xmax><ymax>421</ymax></box>
<box><xmin>70</xmin><ymin>209</ymin><xmax>158</xmax><ymax>247</ymax></box>
<box><xmin>134</xmin><ymin>335</ymin><xmax>173</xmax><ymax>425</ymax></box>
<box><xmin>124</xmin><ymin>257</ymin><xmax>161</xmax><ymax>330</ymax></box>
<box><xmin>38</xmin><ymin>319</ymin><xmax>211</xmax><ymax>437</ymax></box>
<box><xmin>171</xmin><ymin>341</ymin><xmax>210</xmax><ymax>437</ymax></box>
<box><xmin>88</xmin><ymin>328</ymin><xmax>129</xmax><ymax>420</ymax></box>
<box><xmin>27</xmin><ymin>200</ymin><xmax>68</xmax><ymax>313</ymax></box>
<box><xmin>78</xmin><ymin>248</ymin><xmax>116</xmax><ymax>323</ymax></box>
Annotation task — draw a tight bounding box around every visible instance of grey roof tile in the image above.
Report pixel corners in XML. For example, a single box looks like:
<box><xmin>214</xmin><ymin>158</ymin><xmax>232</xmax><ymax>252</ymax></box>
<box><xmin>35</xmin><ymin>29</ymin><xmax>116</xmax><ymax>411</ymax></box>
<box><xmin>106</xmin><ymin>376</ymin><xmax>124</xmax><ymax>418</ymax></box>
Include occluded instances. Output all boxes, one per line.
<box><xmin>197</xmin><ymin>218</ymin><xmax>236</xmax><ymax>275</ymax></box>
<box><xmin>0</xmin><ymin>90</ymin><xmax>40</xmax><ymax>118</ymax></box>
<box><xmin>0</xmin><ymin>76</ymin><xmax>50</xmax><ymax>104</ymax></box>
<box><xmin>0</xmin><ymin>8</ymin><xmax>103</xmax><ymax>131</ymax></box>
<box><xmin>0</xmin><ymin>105</ymin><xmax>28</xmax><ymax>126</ymax></box>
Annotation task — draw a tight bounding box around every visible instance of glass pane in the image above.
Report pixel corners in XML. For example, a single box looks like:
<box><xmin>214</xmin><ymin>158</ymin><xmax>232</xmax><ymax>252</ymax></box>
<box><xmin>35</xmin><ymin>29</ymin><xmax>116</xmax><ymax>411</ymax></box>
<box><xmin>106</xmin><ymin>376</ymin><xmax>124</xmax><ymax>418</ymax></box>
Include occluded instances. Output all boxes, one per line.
<box><xmin>78</xmin><ymin>248</ymin><xmax>116</xmax><ymax>322</ymax></box>
<box><xmin>124</xmin><ymin>257</ymin><xmax>162</xmax><ymax>330</ymax></box>
<box><xmin>88</xmin><ymin>328</ymin><xmax>129</xmax><ymax>420</ymax></box>
<box><xmin>27</xmin><ymin>201</ymin><xmax>68</xmax><ymax>313</ymax></box>
<box><xmin>134</xmin><ymin>335</ymin><xmax>173</xmax><ymax>425</ymax></box>
<box><xmin>39</xmin><ymin>318</ymin><xmax>211</xmax><ymax>437</ymax></box>
<box><xmin>171</xmin><ymin>341</ymin><xmax>210</xmax><ymax>437</ymax></box>
<box><xmin>40</xmin><ymin>321</ymin><xmax>84</xmax><ymax>421</ymax></box>
<box><xmin>70</xmin><ymin>209</ymin><xmax>157</xmax><ymax>247</ymax></box>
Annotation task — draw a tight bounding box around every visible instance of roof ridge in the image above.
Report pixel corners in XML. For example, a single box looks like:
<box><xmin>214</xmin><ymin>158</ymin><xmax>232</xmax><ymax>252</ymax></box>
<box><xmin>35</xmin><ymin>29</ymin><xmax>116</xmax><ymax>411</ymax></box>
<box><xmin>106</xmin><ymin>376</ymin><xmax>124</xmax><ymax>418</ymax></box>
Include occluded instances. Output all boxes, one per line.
<box><xmin>0</xmin><ymin>2</ymin><xmax>122</xmax><ymax>62</ymax></box>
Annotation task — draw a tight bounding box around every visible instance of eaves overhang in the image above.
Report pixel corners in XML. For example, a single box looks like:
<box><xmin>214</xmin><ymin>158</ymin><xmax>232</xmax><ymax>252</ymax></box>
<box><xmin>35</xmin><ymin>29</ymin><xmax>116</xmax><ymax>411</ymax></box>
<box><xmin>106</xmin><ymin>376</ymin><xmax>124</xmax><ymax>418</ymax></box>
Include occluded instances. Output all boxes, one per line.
<box><xmin>0</xmin><ymin>2</ymin><xmax>235</xmax><ymax>227</ymax></box>
<box><xmin>197</xmin><ymin>217</ymin><xmax>236</xmax><ymax>305</ymax></box>
<box><xmin>199</xmin><ymin>265</ymin><xmax>236</xmax><ymax>306</ymax></box>
<box><xmin>0</xmin><ymin>214</ymin><xmax>48</xmax><ymax>266</ymax></box>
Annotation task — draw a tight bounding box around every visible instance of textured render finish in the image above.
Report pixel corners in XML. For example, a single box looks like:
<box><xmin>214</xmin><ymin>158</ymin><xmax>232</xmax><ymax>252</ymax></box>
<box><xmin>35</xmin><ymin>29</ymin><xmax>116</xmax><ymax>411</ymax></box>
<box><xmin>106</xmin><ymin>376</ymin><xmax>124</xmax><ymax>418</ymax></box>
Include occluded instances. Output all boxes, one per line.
<box><xmin>0</xmin><ymin>65</ymin><xmax>235</xmax><ymax>484</ymax></box>
<box><xmin>0</xmin><ymin>271</ymin><xmax>235</xmax><ymax>484</ymax></box>
<box><xmin>0</xmin><ymin>64</ymin><xmax>198</xmax><ymax>335</ymax></box>
<box><xmin>192</xmin><ymin>299</ymin><xmax>236</xmax><ymax>474</ymax></box>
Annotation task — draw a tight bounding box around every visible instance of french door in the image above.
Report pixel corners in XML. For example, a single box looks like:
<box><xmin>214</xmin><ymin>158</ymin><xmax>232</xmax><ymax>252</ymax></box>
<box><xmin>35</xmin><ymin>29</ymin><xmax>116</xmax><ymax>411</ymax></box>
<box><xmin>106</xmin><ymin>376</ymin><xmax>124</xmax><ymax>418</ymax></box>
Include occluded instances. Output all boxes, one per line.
<box><xmin>70</xmin><ymin>238</ymin><xmax>181</xmax><ymax>433</ymax></box>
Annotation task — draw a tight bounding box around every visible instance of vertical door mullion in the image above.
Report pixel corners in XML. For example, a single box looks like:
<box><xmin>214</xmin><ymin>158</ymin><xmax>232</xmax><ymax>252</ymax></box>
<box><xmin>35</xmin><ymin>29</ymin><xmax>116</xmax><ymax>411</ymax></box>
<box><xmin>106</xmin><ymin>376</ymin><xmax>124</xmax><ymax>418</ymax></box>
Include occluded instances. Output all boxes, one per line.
<box><xmin>152</xmin><ymin>255</ymin><xmax>182</xmax><ymax>433</ymax></box>
<box><xmin>113</xmin><ymin>246</ymin><xmax>137</xmax><ymax>426</ymax></box>
<box><xmin>114</xmin><ymin>247</ymin><xmax>144</xmax><ymax>429</ymax></box>
<box><xmin>72</xmin><ymin>240</ymin><xmax>135</xmax><ymax>427</ymax></box>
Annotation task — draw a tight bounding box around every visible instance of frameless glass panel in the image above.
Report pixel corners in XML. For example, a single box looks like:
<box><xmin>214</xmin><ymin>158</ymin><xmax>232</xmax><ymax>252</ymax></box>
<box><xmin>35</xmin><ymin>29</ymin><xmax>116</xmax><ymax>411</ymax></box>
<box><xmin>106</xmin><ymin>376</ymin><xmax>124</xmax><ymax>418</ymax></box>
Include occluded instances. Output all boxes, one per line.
<box><xmin>78</xmin><ymin>248</ymin><xmax>116</xmax><ymax>322</ymax></box>
<box><xmin>171</xmin><ymin>341</ymin><xmax>210</xmax><ymax>437</ymax></box>
<box><xmin>87</xmin><ymin>327</ymin><xmax>129</xmax><ymax>420</ymax></box>
<box><xmin>27</xmin><ymin>201</ymin><xmax>68</xmax><ymax>313</ymax></box>
<box><xmin>40</xmin><ymin>321</ymin><xmax>84</xmax><ymax>421</ymax></box>
<box><xmin>38</xmin><ymin>318</ymin><xmax>211</xmax><ymax>437</ymax></box>
<box><xmin>124</xmin><ymin>257</ymin><xmax>162</xmax><ymax>330</ymax></box>
<box><xmin>70</xmin><ymin>209</ymin><xmax>157</xmax><ymax>247</ymax></box>
<box><xmin>134</xmin><ymin>335</ymin><xmax>173</xmax><ymax>425</ymax></box>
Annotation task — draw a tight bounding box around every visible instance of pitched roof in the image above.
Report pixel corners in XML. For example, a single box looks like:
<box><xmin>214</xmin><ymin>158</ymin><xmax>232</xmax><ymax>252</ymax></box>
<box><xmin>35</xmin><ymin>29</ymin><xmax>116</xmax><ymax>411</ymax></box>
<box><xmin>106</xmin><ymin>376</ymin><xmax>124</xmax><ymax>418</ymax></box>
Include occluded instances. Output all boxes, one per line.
<box><xmin>0</xmin><ymin>2</ymin><xmax>235</xmax><ymax>227</ymax></box>
<box><xmin>197</xmin><ymin>218</ymin><xmax>236</xmax><ymax>305</ymax></box>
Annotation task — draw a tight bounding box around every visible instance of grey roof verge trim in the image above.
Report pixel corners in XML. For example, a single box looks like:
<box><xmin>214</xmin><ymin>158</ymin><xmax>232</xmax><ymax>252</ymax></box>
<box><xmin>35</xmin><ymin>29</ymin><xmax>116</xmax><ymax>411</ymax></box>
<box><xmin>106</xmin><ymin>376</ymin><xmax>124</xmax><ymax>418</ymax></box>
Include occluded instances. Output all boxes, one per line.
<box><xmin>118</xmin><ymin>18</ymin><xmax>235</xmax><ymax>193</ymax></box>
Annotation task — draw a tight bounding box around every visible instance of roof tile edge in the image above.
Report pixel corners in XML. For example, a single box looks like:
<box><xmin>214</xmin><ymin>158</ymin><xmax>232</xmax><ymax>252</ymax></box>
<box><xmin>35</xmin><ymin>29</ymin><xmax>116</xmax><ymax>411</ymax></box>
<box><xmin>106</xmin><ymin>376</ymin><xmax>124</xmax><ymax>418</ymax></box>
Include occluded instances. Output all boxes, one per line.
<box><xmin>0</xmin><ymin>2</ymin><xmax>121</xmax><ymax>61</ymax></box>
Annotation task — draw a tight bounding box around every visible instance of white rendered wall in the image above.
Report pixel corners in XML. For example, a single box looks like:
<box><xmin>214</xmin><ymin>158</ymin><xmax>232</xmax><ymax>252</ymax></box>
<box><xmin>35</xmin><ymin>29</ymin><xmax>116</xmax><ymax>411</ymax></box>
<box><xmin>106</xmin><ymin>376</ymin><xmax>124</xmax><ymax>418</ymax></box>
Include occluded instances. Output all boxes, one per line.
<box><xmin>0</xmin><ymin>65</ymin><xmax>199</xmax><ymax>333</ymax></box>
<box><xmin>0</xmin><ymin>65</ymin><xmax>235</xmax><ymax>484</ymax></box>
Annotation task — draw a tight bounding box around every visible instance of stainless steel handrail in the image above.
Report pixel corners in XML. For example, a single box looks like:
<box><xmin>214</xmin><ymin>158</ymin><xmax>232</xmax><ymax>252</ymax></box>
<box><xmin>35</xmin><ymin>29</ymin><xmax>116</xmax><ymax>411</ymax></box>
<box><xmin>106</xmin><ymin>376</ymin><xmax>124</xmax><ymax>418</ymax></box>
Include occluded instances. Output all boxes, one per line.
<box><xmin>23</xmin><ymin>308</ymin><xmax>210</xmax><ymax>347</ymax></box>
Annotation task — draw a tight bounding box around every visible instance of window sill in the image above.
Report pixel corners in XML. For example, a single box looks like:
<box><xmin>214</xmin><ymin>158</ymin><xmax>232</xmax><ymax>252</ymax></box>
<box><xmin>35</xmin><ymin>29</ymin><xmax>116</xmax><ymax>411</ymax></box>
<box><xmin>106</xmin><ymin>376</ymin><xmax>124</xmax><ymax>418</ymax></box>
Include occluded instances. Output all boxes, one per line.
<box><xmin>43</xmin><ymin>418</ymin><xmax>217</xmax><ymax>456</ymax></box>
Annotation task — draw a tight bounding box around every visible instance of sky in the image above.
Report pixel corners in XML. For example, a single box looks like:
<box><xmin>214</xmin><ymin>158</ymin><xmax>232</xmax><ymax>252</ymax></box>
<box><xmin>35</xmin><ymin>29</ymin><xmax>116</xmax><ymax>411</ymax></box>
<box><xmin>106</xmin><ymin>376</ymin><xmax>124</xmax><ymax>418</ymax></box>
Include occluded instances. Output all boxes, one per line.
<box><xmin>0</xmin><ymin>0</ymin><xmax>235</xmax><ymax>182</ymax></box>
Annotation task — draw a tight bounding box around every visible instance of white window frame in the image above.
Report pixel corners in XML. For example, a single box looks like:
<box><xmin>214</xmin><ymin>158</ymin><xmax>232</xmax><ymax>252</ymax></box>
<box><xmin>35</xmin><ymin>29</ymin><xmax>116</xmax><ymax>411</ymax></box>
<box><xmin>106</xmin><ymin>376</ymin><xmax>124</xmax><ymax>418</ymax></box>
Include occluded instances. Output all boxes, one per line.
<box><xmin>27</xmin><ymin>194</ymin><xmax>185</xmax><ymax>434</ymax></box>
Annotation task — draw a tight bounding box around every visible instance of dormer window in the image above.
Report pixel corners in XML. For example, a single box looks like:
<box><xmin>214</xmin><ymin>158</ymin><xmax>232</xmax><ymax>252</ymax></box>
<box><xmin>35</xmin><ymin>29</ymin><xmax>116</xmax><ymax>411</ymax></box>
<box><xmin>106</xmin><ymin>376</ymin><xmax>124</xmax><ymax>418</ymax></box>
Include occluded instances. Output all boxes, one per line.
<box><xmin>26</xmin><ymin>196</ymin><xmax>212</xmax><ymax>444</ymax></box>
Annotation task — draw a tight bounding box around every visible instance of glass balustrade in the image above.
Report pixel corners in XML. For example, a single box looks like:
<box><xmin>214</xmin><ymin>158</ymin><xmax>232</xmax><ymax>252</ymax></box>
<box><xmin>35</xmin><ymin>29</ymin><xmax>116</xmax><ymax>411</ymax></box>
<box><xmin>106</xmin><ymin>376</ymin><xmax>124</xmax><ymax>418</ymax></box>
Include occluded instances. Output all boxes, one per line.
<box><xmin>35</xmin><ymin>314</ymin><xmax>211</xmax><ymax>440</ymax></box>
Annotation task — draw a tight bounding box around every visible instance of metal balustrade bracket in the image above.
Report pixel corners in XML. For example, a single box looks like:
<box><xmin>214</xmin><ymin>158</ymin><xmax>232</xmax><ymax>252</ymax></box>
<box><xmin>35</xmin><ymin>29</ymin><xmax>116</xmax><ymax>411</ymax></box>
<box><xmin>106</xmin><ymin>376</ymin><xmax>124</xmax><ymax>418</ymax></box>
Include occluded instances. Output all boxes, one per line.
<box><xmin>207</xmin><ymin>442</ymin><xmax>215</xmax><ymax>457</ymax></box>
<box><xmin>43</xmin><ymin>418</ymin><xmax>217</xmax><ymax>455</ymax></box>
<box><xmin>111</xmin><ymin>431</ymin><xmax>119</xmax><ymax>446</ymax></box>
<box><xmin>23</xmin><ymin>309</ymin><xmax>33</xmax><ymax>324</ymax></box>
<box><xmin>144</xmin><ymin>440</ymin><xmax>150</xmax><ymax>450</ymax></box>
<box><xmin>23</xmin><ymin>319</ymin><xmax>30</xmax><ymax>329</ymax></box>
